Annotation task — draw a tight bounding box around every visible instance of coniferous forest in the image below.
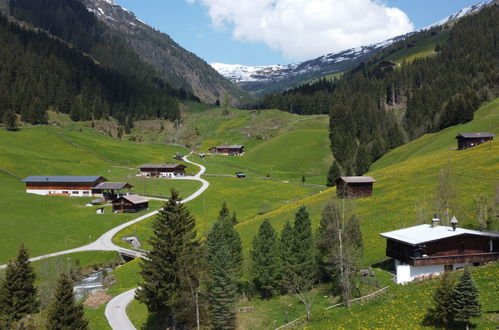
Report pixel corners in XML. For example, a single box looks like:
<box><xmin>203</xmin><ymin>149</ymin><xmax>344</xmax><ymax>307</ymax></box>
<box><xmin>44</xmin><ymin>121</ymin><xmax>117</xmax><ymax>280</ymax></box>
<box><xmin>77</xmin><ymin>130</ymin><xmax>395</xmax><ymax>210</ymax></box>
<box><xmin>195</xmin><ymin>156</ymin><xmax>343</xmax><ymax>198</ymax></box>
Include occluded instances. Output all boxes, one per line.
<box><xmin>260</xmin><ymin>6</ymin><xmax>499</xmax><ymax>177</ymax></box>
<box><xmin>0</xmin><ymin>0</ymin><xmax>204</xmax><ymax>126</ymax></box>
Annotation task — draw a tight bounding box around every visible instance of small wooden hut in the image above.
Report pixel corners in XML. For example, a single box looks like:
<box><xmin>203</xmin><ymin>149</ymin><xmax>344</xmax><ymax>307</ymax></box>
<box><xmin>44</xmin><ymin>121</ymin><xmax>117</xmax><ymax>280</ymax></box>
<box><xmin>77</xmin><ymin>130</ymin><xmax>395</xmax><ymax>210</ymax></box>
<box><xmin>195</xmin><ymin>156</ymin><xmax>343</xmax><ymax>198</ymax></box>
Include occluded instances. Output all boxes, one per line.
<box><xmin>336</xmin><ymin>176</ymin><xmax>376</xmax><ymax>199</ymax></box>
<box><xmin>208</xmin><ymin>145</ymin><xmax>244</xmax><ymax>155</ymax></box>
<box><xmin>455</xmin><ymin>132</ymin><xmax>494</xmax><ymax>150</ymax></box>
<box><xmin>112</xmin><ymin>195</ymin><xmax>149</xmax><ymax>213</ymax></box>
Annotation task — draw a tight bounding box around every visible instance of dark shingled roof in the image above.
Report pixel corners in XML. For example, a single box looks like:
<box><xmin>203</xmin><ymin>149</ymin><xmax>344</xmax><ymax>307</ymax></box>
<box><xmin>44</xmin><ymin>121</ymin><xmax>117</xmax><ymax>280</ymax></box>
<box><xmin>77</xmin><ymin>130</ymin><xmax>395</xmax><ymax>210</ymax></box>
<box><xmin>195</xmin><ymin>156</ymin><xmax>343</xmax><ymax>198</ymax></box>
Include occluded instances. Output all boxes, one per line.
<box><xmin>339</xmin><ymin>176</ymin><xmax>376</xmax><ymax>183</ymax></box>
<box><xmin>93</xmin><ymin>182</ymin><xmax>132</xmax><ymax>190</ymax></box>
<box><xmin>214</xmin><ymin>145</ymin><xmax>244</xmax><ymax>149</ymax></box>
<box><xmin>22</xmin><ymin>176</ymin><xmax>105</xmax><ymax>183</ymax></box>
<box><xmin>456</xmin><ymin>132</ymin><xmax>495</xmax><ymax>139</ymax></box>
<box><xmin>139</xmin><ymin>164</ymin><xmax>185</xmax><ymax>169</ymax></box>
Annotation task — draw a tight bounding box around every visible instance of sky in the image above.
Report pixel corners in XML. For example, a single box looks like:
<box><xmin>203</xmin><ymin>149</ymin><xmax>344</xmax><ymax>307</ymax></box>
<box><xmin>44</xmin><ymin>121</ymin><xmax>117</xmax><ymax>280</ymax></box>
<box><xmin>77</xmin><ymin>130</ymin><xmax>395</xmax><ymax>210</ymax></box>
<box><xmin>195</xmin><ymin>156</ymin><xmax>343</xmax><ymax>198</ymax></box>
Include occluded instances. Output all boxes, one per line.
<box><xmin>112</xmin><ymin>0</ymin><xmax>486</xmax><ymax>66</ymax></box>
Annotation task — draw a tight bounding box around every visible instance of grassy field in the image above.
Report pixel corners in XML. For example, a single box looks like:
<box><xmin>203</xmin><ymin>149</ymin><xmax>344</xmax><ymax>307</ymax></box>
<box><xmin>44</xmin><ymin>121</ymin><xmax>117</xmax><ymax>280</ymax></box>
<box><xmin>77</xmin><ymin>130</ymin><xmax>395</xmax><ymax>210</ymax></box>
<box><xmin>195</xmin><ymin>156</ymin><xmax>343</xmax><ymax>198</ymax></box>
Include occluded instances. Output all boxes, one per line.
<box><xmin>385</xmin><ymin>31</ymin><xmax>450</xmax><ymax>64</ymax></box>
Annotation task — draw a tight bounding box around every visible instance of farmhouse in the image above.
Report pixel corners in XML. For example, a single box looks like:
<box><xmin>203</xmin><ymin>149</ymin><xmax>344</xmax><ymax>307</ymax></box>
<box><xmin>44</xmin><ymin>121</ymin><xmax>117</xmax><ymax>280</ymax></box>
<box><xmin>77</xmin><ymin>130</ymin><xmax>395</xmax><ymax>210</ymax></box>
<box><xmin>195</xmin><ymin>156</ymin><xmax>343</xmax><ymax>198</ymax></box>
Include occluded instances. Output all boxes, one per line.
<box><xmin>381</xmin><ymin>222</ymin><xmax>499</xmax><ymax>284</ymax></box>
<box><xmin>455</xmin><ymin>132</ymin><xmax>494</xmax><ymax>150</ymax></box>
<box><xmin>112</xmin><ymin>195</ymin><xmax>149</xmax><ymax>213</ymax></box>
<box><xmin>208</xmin><ymin>145</ymin><xmax>244</xmax><ymax>155</ymax></box>
<box><xmin>336</xmin><ymin>176</ymin><xmax>376</xmax><ymax>199</ymax></box>
<box><xmin>92</xmin><ymin>182</ymin><xmax>133</xmax><ymax>200</ymax></box>
<box><xmin>139</xmin><ymin>164</ymin><xmax>186</xmax><ymax>178</ymax></box>
<box><xmin>22</xmin><ymin>176</ymin><xmax>107</xmax><ymax>197</ymax></box>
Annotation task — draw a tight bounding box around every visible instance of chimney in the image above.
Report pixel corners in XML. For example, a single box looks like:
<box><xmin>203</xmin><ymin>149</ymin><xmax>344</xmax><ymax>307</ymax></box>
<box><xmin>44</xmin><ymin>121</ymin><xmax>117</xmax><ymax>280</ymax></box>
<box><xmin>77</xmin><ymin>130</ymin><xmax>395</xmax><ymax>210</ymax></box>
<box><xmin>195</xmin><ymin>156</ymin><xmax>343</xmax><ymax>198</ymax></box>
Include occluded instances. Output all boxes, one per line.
<box><xmin>431</xmin><ymin>213</ymin><xmax>440</xmax><ymax>227</ymax></box>
<box><xmin>450</xmin><ymin>216</ymin><xmax>458</xmax><ymax>231</ymax></box>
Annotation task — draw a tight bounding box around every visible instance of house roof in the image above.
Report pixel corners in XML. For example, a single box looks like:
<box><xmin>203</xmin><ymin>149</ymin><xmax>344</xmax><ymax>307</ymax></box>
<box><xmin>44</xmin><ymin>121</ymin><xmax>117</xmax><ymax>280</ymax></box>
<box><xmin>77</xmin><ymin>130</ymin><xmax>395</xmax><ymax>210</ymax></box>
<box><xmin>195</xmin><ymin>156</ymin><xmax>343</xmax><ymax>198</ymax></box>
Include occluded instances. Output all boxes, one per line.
<box><xmin>215</xmin><ymin>145</ymin><xmax>244</xmax><ymax>149</ymax></box>
<box><xmin>380</xmin><ymin>224</ymin><xmax>499</xmax><ymax>245</ymax></box>
<box><xmin>456</xmin><ymin>132</ymin><xmax>495</xmax><ymax>139</ymax></box>
<box><xmin>139</xmin><ymin>164</ymin><xmax>185</xmax><ymax>169</ymax></box>
<box><xmin>93</xmin><ymin>182</ymin><xmax>132</xmax><ymax>190</ymax></box>
<box><xmin>116</xmin><ymin>195</ymin><xmax>149</xmax><ymax>204</ymax></box>
<box><xmin>339</xmin><ymin>176</ymin><xmax>376</xmax><ymax>183</ymax></box>
<box><xmin>22</xmin><ymin>176</ymin><xmax>105</xmax><ymax>183</ymax></box>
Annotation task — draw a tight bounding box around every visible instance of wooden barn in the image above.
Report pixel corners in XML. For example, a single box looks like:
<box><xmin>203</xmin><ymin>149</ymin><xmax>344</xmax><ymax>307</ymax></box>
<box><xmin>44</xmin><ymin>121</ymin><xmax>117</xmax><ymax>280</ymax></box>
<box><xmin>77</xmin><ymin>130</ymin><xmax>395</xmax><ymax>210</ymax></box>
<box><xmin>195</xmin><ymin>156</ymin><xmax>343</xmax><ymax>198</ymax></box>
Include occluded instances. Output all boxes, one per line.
<box><xmin>92</xmin><ymin>182</ymin><xmax>133</xmax><ymax>200</ymax></box>
<box><xmin>381</xmin><ymin>223</ymin><xmax>499</xmax><ymax>284</ymax></box>
<box><xmin>455</xmin><ymin>132</ymin><xmax>494</xmax><ymax>150</ymax></box>
<box><xmin>112</xmin><ymin>195</ymin><xmax>149</xmax><ymax>213</ymax></box>
<box><xmin>208</xmin><ymin>145</ymin><xmax>244</xmax><ymax>155</ymax></box>
<box><xmin>336</xmin><ymin>176</ymin><xmax>376</xmax><ymax>199</ymax></box>
<box><xmin>139</xmin><ymin>164</ymin><xmax>186</xmax><ymax>178</ymax></box>
<box><xmin>21</xmin><ymin>176</ymin><xmax>107</xmax><ymax>197</ymax></box>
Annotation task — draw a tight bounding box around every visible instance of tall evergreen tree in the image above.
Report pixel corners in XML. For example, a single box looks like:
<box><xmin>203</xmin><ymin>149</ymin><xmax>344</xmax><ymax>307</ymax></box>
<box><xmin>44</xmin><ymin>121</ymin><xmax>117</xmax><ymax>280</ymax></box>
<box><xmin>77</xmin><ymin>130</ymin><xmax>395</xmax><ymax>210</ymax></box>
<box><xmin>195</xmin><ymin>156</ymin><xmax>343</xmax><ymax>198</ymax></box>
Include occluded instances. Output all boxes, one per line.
<box><xmin>136</xmin><ymin>189</ymin><xmax>203</xmax><ymax>328</ymax></box>
<box><xmin>0</xmin><ymin>244</ymin><xmax>38</xmax><ymax>325</ymax></box>
<box><xmin>46</xmin><ymin>273</ymin><xmax>88</xmax><ymax>330</ymax></box>
<box><xmin>218</xmin><ymin>201</ymin><xmax>230</xmax><ymax>221</ymax></box>
<box><xmin>425</xmin><ymin>271</ymin><xmax>455</xmax><ymax>326</ymax></box>
<box><xmin>250</xmin><ymin>219</ymin><xmax>281</xmax><ymax>298</ymax></box>
<box><xmin>345</xmin><ymin>214</ymin><xmax>363</xmax><ymax>252</ymax></box>
<box><xmin>326</xmin><ymin>160</ymin><xmax>341</xmax><ymax>187</ymax></box>
<box><xmin>449</xmin><ymin>268</ymin><xmax>481</xmax><ymax>329</ymax></box>
<box><xmin>207</xmin><ymin>247</ymin><xmax>237</xmax><ymax>330</ymax></box>
<box><xmin>2</xmin><ymin>110</ymin><xmax>17</xmax><ymax>131</ymax></box>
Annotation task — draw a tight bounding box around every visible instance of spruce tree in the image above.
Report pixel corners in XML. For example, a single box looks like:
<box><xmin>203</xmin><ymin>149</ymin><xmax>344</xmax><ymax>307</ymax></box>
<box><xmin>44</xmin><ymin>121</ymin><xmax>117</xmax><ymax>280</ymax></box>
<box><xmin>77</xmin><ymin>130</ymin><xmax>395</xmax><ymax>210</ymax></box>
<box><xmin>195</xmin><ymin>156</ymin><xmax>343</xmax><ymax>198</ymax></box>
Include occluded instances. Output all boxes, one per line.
<box><xmin>46</xmin><ymin>273</ymin><xmax>88</xmax><ymax>330</ymax></box>
<box><xmin>136</xmin><ymin>189</ymin><xmax>203</xmax><ymax>327</ymax></box>
<box><xmin>425</xmin><ymin>271</ymin><xmax>455</xmax><ymax>325</ymax></box>
<box><xmin>345</xmin><ymin>215</ymin><xmax>363</xmax><ymax>252</ymax></box>
<box><xmin>278</xmin><ymin>221</ymin><xmax>295</xmax><ymax>291</ymax></box>
<box><xmin>207</xmin><ymin>248</ymin><xmax>237</xmax><ymax>330</ymax></box>
<box><xmin>449</xmin><ymin>268</ymin><xmax>481</xmax><ymax>328</ymax></box>
<box><xmin>326</xmin><ymin>161</ymin><xmax>341</xmax><ymax>187</ymax></box>
<box><xmin>250</xmin><ymin>219</ymin><xmax>281</xmax><ymax>298</ymax></box>
<box><xmin>218</xmin><ymin>201</ymin><xmax>230</xmax><ymax>221</ymax></box>
<box><xmin>0</xmin><ymin>244</ymin><xmax>38</xmax><ymax>325</ymax></box>
<box><xmin>2</xmin><ymin>110</ymin><xmax>17</xmax><ymax>131</ymax></box>
<box><xmin>292</xmin><ymin>206</ymin><xmax>316</xmax><ymax>283</ymax></box>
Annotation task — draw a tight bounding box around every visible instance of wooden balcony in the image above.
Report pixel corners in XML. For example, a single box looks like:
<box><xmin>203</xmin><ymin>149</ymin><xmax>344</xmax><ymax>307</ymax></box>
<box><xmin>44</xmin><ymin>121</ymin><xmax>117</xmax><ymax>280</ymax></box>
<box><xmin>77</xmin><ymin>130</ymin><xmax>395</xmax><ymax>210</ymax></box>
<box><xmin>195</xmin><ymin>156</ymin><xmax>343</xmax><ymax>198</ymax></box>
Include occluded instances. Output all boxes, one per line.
<box><xmin>387</xmin><ymin>248</ymin><xmax>499</xmax><ymax>266</ymax></box>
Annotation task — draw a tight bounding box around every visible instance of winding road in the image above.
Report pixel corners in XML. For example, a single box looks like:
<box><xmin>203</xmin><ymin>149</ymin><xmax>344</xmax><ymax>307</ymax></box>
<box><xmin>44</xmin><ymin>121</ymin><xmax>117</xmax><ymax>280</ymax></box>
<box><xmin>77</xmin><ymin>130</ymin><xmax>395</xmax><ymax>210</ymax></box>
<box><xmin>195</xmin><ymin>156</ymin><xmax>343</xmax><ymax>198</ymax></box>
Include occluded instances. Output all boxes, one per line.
<box><xmin>0</xmin><ymin>156</ymin><xmax>210</xmax><ymax>330</ymax></box>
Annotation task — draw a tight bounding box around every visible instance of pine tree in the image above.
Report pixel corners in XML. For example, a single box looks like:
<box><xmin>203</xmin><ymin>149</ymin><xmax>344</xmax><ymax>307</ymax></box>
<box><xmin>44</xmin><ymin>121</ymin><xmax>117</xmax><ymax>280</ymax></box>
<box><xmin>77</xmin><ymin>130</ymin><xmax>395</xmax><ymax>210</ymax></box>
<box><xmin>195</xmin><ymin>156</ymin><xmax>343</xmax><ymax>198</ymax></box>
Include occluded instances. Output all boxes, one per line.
<box><xmin>327</xmin><ymin>161</ymin><xmax>341</xmax><ymax>187</ymax></box>
<box><xmin>208</xmin><ymin>248</ymin><xmax>237</xmax><ymax>330</ymax></box>
<box><xmin>218</xmin><ymin>201</ymin><xmax>230</xmax><ymax>221</ymax></box>
<box><xmin>345</xmin><ymin>215</ymin><xmax>363</xmax><ymax>252</ymax></box>
<box><xmin>2</xmin><ymin>110</ymin><xmax>17</xmax><ymax>131</ymax></box>
<box><xmin>0</xmin><ymin>244</ymin><xmax>38</xmax><ymax>325</ymax></box>
<box><xmin>425</xmin><ymin>271</ymin><xmax>455</xmax><ymax>326</ymax></box>
<box><xmin>46</xmin><ymin>273</ymin><xmax>88</xmax><ymax>330</ymax></box>
<box><xmin>136</xmin><ymin>189</ymin><xmax>203</xmax><ymax>328</ymax></box>
<box><xmin>250</xmin><ymin>219</ymin><xmax>281</xmax><ymax>298</ymax></box>
<box><xmin>292</xmin><ymin>206</ymin><xmax>316</xmax><ymax>282</ymax></box>
<box><xmin>449</xmin><ymin>268</ymin><xmax>481</xmax><ymax>328</ymax></box>
<box><xmin>230</xmin><ymin>211</ymin><xmax>238</xmax><ymax>225</ymax></box>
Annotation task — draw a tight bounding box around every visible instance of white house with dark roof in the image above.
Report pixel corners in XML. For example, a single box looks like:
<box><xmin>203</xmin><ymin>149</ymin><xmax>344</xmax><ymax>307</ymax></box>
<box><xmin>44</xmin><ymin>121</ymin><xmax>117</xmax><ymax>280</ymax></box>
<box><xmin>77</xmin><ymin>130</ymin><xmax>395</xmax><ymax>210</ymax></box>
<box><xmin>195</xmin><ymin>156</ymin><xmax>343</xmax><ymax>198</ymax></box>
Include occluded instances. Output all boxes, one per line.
<box><xmin>22</xmin><ymin>176</ymin><xmax>107</xmax><ymax>197</ymax></box>
<box><xmin>381</xmin><ymin>223</ymin><xmax>499</xmax><ymax>284</ymax></box>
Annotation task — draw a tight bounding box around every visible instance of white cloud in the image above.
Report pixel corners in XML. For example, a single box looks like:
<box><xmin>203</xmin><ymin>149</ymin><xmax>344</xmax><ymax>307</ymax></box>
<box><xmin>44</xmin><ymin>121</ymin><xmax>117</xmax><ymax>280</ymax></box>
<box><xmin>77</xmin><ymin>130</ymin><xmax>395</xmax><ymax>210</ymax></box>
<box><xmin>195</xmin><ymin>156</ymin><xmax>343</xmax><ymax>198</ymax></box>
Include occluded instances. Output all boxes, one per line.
<box><xmin>188</xmin><ymin>0</ymin><xmax>414</xmax><ymax>61</ymax></box>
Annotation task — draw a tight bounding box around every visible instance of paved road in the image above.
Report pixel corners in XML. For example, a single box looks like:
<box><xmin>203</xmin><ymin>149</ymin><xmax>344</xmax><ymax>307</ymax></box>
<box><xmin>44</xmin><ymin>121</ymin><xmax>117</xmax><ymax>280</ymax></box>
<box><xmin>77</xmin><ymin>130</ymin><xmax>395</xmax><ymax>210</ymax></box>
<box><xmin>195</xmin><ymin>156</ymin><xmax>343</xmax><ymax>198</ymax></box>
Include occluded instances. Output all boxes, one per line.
<box><xmin>105</xmin><ymin>155</ymin><xmax>208</xmax><ymax>330</ymax></box>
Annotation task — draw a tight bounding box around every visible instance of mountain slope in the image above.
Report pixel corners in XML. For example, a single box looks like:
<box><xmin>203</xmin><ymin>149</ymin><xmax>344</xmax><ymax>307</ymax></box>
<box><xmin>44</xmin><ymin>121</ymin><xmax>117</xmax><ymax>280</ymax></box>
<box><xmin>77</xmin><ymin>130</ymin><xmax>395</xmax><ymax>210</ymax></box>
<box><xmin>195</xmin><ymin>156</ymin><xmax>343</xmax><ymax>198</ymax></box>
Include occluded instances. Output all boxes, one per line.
<box><xmin>83</xmin><ymin>0</ymin><xmax>253</xmax><ymax>105</ymax></box>
<box><xmin>213</xmin><ymin>1</ymin><xmax>491</xmax><ymax>95</ymax></box>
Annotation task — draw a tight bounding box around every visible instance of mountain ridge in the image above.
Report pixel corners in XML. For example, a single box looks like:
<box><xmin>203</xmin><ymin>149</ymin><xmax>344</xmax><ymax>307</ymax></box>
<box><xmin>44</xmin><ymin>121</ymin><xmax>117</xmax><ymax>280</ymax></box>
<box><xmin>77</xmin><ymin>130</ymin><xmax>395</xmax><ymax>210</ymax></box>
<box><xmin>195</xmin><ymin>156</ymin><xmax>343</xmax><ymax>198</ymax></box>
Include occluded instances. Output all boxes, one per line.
<box><xmin>212</xmin><ymin>1</ymin><xmax>492</xmax><ymax>95</ymax></box>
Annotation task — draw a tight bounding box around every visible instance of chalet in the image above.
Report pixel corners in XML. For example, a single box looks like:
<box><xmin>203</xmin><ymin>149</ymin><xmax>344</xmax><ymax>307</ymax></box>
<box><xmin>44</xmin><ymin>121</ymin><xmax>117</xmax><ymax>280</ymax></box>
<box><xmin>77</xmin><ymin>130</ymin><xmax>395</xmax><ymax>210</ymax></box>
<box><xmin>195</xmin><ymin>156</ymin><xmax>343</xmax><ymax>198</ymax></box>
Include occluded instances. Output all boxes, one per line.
<box><xmin>381</xmin><ymin>222</ymin><xmax>499</xmax><ymax>284</ymax></box>
<box><xmin>139</xmin><ymin>164</ymin><xmax>186</xmax><ymax>178</ymax></box>
<box><xmin>112</xmin><ymin>195</ymin><xmax>149</xmax><ymax>213</ymax></box>
<box><xmin>21</xmin><ymin>176</ymin><xmax>107</xmax><ymax>197</ymax></box>
<box><xmin>336</xmin><ymin>176</ymin><xmax>376</xmax><ymax>199</ymax></box>
<box><xmin>208</xmin><ymin>145</ymin><xmax>244</xmax><ymax>155</ymax></box>
<box><xmin>92</xmin><ymin>182</ymin><xmax>133</xmax><ymax>200</ymax></box>
<box><xmin>378</xmin><ymin>60</ymin><xmax>396</xmax><ymax>68</ymax></box>
<box><xmin>455</xmin><ymin>132</ymin><xmax>494</xmax><ymax>150</ymax></box>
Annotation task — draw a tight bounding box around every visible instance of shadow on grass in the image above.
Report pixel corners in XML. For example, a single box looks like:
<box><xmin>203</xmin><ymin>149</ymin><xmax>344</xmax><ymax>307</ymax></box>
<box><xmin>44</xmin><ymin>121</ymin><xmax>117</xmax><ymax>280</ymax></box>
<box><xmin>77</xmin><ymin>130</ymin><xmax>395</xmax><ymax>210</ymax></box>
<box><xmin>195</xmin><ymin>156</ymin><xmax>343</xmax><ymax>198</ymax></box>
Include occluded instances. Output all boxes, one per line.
<box><xmin>371</xmin><ymin>258</ymin><xmax>394</xmax><ymax>272</ymax></box>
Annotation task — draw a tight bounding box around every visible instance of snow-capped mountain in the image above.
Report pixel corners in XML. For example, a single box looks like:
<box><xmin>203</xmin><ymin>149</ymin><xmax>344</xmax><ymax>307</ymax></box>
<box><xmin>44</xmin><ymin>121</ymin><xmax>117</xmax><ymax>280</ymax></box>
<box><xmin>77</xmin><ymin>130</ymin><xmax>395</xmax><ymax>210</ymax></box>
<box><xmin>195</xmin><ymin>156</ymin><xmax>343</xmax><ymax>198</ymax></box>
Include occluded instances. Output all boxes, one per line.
<box><xmin>212</xmin><ymin>1</ymin><xmax>491</xmax><ymax>95</ymax></box>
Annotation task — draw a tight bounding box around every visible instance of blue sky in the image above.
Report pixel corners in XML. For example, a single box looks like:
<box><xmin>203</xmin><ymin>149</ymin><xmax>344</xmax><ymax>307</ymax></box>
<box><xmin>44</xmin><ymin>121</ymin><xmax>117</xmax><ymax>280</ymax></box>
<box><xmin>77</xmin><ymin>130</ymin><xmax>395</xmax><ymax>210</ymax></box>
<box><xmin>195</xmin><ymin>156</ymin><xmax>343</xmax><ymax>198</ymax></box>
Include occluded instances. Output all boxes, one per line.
<box><xmin>113</xmin><ymin>0</ymin><xmax>485</xmax><ymax>66</ymax></box>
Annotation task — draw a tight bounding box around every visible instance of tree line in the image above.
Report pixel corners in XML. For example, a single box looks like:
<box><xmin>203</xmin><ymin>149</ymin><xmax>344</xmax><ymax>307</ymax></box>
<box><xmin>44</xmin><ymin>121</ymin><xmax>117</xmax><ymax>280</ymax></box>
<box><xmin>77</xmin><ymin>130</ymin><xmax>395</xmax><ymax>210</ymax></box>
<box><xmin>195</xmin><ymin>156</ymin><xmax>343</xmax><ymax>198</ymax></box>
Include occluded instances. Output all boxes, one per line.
<box><xmin>259</xmin><ymin>5</ymin><xmax>499</xmax><ymax>183</ymax></box>
<box><xmin>137</xmin><ymin>190</ymin><xmax>363</xmax><ymax>328</ymax></box>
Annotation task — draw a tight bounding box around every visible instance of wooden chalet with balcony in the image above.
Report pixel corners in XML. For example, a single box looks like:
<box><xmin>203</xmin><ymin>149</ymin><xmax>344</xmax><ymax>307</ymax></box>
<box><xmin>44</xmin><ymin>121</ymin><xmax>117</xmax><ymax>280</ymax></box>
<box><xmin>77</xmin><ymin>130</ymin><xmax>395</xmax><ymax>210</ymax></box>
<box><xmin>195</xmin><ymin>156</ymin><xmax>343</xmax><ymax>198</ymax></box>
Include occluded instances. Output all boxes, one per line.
<box><xmin>22</xmin><ymin>176</ymin><xmax>107</xmax><ymax>197</ymax></box>
<box><xmin>92</xmin><ymin>182</ymin><xmax>133</xmax><ymax>200</ymax></box>
<box><xmin>208</xmin><ymin>145</ymin><xmax>244</xmax><ymax>155</ymax></box>
<box><xmin>380</xmin><ymin>223</ymin><xmax>499</xmax><ymax>284</ymax></box>
<box><xmin>139</xmin><ymin>164</ymin><xmax>186</xmax><ymax>178</ymax></box>
<box><xmin>455</xmin><ymin>132</ymin><xmax>494</xmax><ymax>150</ymax></box>
<box><xmin>112</xmin><ymin>195</ymin><xmax>149</xmax><ymax>213</ymax></box>
<box><xmin>336</xmin><ymin>176</ymin><xmax>376</xmax><ymax>199</ymax></box>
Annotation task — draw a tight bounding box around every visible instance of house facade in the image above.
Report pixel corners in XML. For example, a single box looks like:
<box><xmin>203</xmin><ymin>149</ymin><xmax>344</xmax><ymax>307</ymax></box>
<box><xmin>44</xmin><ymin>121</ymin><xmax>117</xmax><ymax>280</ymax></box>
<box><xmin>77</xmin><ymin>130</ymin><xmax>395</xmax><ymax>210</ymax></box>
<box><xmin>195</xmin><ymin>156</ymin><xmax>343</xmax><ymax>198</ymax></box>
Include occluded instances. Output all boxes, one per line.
<box><xmin>139</xmin><ymin>164</ymin><xmax>186</xmax><ymax>178</ymax></box>
<box><xmin>208</xmin><ymin>145</ymin><xmax>244</xmax><ymax>155</ymax></box>
<box><xmin>336</xmin><ymin>176</ymin><xmax>376</xmax><ymax>199</ymax></box>
<box><xmin>92</xmin><ymin>182</ymin><xmax>133</xmax><ymax>200</ymax></box>
<box><xmin>456</xmin><ymin>132</ymin><xmax>495</xmax><ymax>150</ymax></box>
<box><xmin>381</xmin><ymin>224</ymin><xmax>499</xmax><ymax>284</ymax></box>
<box><xmin>22</xmin><ymin>176</ymin><xmax>107</xmax><ymax>197</ymax></box>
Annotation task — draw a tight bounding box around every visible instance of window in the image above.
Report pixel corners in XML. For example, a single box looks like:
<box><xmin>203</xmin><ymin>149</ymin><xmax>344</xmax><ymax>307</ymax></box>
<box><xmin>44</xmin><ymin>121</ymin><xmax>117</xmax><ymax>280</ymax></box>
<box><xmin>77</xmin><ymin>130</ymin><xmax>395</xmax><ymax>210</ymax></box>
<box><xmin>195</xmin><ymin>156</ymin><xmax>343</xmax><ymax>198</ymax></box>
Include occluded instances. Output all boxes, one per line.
<box><xmin>82</xmin><ymin>191</ymin><xmax>90</xmax><ymax>195</ymax></box>
<box><xmin>62</xmin><ymin>191</ymin><xmax>69</xmax><ymax>194</ymax></box>
<box><xmin>72</xmin><ymin>191</ymin><xmax>79</xmax><ymax>194</ymax></box>
<box><xmin>444</xmin><ymin>265</ymin><xmax>453</xmax><ymax>272</ymax></box>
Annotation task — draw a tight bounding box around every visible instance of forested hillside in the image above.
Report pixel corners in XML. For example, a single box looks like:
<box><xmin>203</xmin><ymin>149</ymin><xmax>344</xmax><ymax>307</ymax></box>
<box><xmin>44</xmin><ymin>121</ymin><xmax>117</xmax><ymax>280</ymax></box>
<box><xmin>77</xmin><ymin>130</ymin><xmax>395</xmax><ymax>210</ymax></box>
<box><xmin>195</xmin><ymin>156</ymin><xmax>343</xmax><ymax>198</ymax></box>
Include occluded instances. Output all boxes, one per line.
<box><xmin>260</xmin><ymin>4</ymin><xmax>499</xmax><ymax>177</ymax></box>
<box><xmin>0</xmin><ymin>13</ymin><xmax>182</xmax><ymax>125</ymax></box>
